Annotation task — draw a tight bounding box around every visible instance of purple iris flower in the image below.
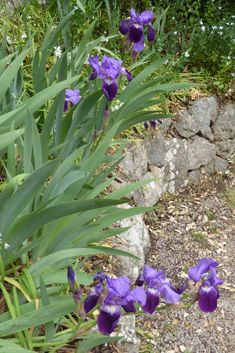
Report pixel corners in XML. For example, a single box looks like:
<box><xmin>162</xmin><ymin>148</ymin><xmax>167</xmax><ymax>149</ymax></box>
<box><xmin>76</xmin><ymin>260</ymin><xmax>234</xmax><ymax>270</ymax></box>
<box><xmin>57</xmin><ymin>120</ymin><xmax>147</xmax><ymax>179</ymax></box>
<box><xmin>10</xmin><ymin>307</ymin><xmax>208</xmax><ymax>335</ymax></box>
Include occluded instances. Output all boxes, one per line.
<box><xmin>67</xmin><ymin>266</ymin><xmax>82</xmax><ymax>306</ymax></box>
<box><xmin>119</xmin><ymin>9</ymin><xmax>155</xmax><ymax>52</ymax></box>
<box><xmin>188</xmin><ymin>258</ymin><xmax>224</xmax><ymax>313</ymax></box>
<box><xmin>63</xmin><ymin>89</ymin><xmax>81</xmax><ymax>112</ymax></box>
<box><xmin>84</xmin><ymin>271</ymin><xmax>146</xmax><ymax>334</ymax></box>
<box><xmin>88</xmin><ymin>55</ymin><xmax>133</xmax><ymax>101</ymax></box>
<box><xmin>140</xmin><ymin>265</ymin><xmax>181</xmax><ymax>314</ymax></box>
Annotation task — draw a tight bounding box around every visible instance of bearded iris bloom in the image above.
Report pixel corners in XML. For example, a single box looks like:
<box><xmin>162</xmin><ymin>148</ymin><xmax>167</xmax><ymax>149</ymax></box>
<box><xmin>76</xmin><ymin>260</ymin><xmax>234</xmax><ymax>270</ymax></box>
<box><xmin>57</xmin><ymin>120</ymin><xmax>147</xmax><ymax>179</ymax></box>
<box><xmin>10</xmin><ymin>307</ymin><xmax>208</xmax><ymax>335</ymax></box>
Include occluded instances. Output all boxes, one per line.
<box><xmin>88</xmin><ymin>55</ymin><xmax>133</xmax><ymax>101</ymax></box>
<box><xmin>188</xmin><ymin>258</ymin><xmax>224</xmax><ymax>313</ymax></box>
<box><xmin>136</xmin><ymin>265</ymin><xmax>181</xmax><ymax>314</ymax></box>
<box><xmin>84</xmin><ymin>271</ymin><xmax>146</xmax><ymax>334</ymax></box>
<box><xmin>63</xmin><ymin>89</ymin><xmax>82</xmax><ymax>112</ymax></box>
<box><xmin>119</xmin><ymin>9</ymin><xmax>155</xmax><ymax>53</ymax></box>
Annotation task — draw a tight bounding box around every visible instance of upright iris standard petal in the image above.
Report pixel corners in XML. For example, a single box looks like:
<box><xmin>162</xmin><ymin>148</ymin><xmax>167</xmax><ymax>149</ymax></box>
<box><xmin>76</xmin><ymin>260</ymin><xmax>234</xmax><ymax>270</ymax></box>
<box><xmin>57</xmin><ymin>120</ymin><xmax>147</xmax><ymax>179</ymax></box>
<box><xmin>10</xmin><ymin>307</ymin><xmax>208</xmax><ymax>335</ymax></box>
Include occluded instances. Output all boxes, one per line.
<box><xmin>130</xmin><ymin>9</ymin><xmax>140</xmax><ymax>23</ymax></box>
<box><xmin>101</xmin><ymin>55</ymin><xmax>122</xmax><ymax>80</ymax></box>
<box><xmin>143</xmin><ymin>265</ymin><xmax>165</xmax><ymax>285</ymax></box>
<box><xmin>210</xmin><ymin>267</ymin><xmax>224</xmax><ymax>286</ymax></box>
<box><xmin>147</xmin><ymin>24</ymin><xmax>155</xmax><ymax>41</ymax></box>
<box><xmin>64</xmin><ymin>89</ymin><xmax>81</xmax><ymax>112</ymax></box>
<box><xmin>119</xmin><ymin>17</ymin><xmax>131</xmax><ymax>35</ymax></box>
<box><xmin>125</xmin><ymin>286</ymin><xmax>147</xmax><ymax>307</ymax></box>
<box><xmin>129</xmin><ymin>24</ymin><xmax>144</xmax><ymax>43</ymax></box>
<box><xmin>88</xmin><ymin>56</ymin><xmax>101</xmax><ymax>78</ymax></box>
<box><xmin>102</xmin><ymin>78</ymin><xmax>118</xmax><ymax>101</ymax></box>
<box><xmin>142</xmin><ymin>288</ymin><xmax>160</xmax><ymax>314</ymax></box>
<box><xmin>139</xmin><ymin>10</ymin><xmax>154</xmax><ymax>25</ymax></box>
<box><xmin>120</xmin><ymin>67</ymin><xmax>133</xmax><ymax>82</ymax></box>
<box><xmin>198</xmin><ymin>285</ymin><xmax>219</xmax><ymax>313</ymax></box>
<box><xmin>188</xmin><ymin>258</ymin><xmax>219</xmax><ymax>282</ymax></box>
<box><xmin>158</xmin><ymin>283</ymin><xmax>181</xmax><ymax>304</ymax></box>
<box><xmin>107</xmin><ymin>276</ymin><xmax>131</xmax><ymax>298</ymax></box>
<box><xmin>97</xmin><ymin>304</ymin><xmax>122</xmax><ymax>334</ymax></box>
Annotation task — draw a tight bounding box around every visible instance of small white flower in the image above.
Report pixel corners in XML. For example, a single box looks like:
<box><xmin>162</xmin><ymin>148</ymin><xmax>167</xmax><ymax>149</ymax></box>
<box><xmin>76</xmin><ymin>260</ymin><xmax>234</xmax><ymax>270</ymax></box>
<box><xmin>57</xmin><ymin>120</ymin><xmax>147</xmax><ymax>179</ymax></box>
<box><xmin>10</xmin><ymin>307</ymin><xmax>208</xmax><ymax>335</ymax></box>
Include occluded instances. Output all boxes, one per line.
<box><xmin>225</xmin><ymin>93</ymin><xmax>228</xmax><ymax>96</ymax></box>
<box><xmin>174</xmin><ymin>31</ymin><xmax>177</xmax><ymax>35</ymax></box>
<box><xmin>218</xmin><ymin>31</ymin><xmax>223</xmax><ymax>35</ymax></box>
<box><xmin>185</xmin><ymin>51</ymin><xmax>190</xmax><ymax>58</ymax></box>
<box><xmin>12</xmin><ymin>93</ymin><xmax>17</xmax><ymax>99</ymax></box>
<box><xmin>201</xmin><ymin>26</ymin><xmax>205</xmax><ymax>31</ymax></box>
<box><xmin>172</xmin><ymin>16</ymin><xmax>175</xmax><ymax>20</ymax></box>
<box><xmin>219</xmin><ymin>25</ymin><xmax>223</xmax><ymax>29</ymax></box>
<box><xmin>200</xmin><ymin>19</ymin><xmax>203</xmax><ymax>25</ymax></box>
<box><xmin>228</xmin><ymin>56</ymin><xmax>231</xmax><ymax>60</ymax></box>
<box><xmin>54</xmin><ymin>46</ymin><xmax>62</xmax><ymax>58</ymax></box>
<box><xmin>231</xmin><ymin>73</ymin><xmax>235</xmax><ymax>77</ymax></box>
<box><xmin>27</xmin><ymin>15</ymin><xmax>31</xmax><ymax>19</ymax></box>
<box><xmin>218</xmin><ymin>6</ymin><xmax>222</xmax><ymax>9</ymax></box>
<box><xmin>7</xmin><ymin>36</ymin><xmax>12</xmax><ymax>45</ymax></box>
<box><xmin>164</xmin><ymin>59</ymin><xmax>169</xmax><ymax>65</ymax></box>
<box><xmin>212</xmin><ymin>26</ymin><xmax>217</xmax><ymax>30</ymax></box>
<box><xmin>4</xmin><ymin>243</ymin><xmax>10</xmax><ymax>249</ymax></box>
<box><xmin>21</xmin><ymin>33</ymin><xmax>27</xmax><ymax>39</ymax></box>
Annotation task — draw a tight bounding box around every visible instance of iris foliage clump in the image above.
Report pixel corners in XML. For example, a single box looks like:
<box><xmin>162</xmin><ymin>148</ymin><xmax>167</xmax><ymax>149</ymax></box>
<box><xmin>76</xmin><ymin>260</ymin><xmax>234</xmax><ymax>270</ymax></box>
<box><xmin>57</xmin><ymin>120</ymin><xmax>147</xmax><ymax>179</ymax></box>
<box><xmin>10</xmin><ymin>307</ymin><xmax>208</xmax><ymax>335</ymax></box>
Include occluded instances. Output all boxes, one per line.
<box><xmin>0</xmin><ymin>0</ymin><xmax>226</xmax><ymax>351</ymax></box>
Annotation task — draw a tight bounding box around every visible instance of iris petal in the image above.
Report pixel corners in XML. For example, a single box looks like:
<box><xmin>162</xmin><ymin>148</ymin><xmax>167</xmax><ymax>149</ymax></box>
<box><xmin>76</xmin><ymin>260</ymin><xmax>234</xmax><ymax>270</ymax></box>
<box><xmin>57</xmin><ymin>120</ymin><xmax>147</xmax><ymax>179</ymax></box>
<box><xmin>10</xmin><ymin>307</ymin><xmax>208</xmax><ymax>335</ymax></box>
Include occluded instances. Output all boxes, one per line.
<box><xmin>130</xmin><ymin>9</ymin><xmax>140</xmax><ymax>24</ymax></box>
<box><xmin>84</xmin><ymin>288</ymin><xmax>99</xmax><ymax>313</ymax></box>
<box><xmin>125</xmin><ymin>286</ymin><xmax>147</xmax><ymax>307</ymax></box>
<box><xmin>143</xmin><ymin>265</ymin><xmax>165</xmax><ymax>286</ymax></box>
<box><xmin>139</xmin><ymin>10</ymin><xmax>154</xmax><ymax>25</ymax></box>
<box><xmin>120</xmin><ymin>67</ymin><xmax>133</xmax><ymax>82</ymax></box>
<box><xmin>188</xmin><ymin>258</ymin><xmax>219</xmax><ymax>283</ymax></box>
<box><xmin>210</xmin><ymin>267</ymin><xmax>224</xmax><ymax>286</ymax></box>
<box><xmin>158</xmin><ymin>283</ymin><xmax>181</xmax><ymax>304</ymax></box>
<box><xmin>119</xmin><ymin>18</ymin><xmax>131</xmax><ymax>35</ymax></box>
<box><xmin>97</xmin><ymin>304</ymin><xmax>122</xmax><ymax>334</ymax></box>
<box><xmin>88</xmin><ymin>56</ymin><xmax>100</xmax><ymax>73</ymax></box>
<box><xmin>102</xmin><ymin>78</ymin><xmax>118</xmax><ymax>101</ymax></box>
<box><xmin>101</xmin><ymin>55</ymin><xmax>122</xmax><ymax>80</ymax></box>
<box><xmin>63</xmin><ymin>98</ymin><xmax>69</xmax><ymax>113</ymax></box>
<box><xmin>147</xmin><ymin>24</ymin><xmax>155</xmax><ymax>41</ymax></box>
<box><xmin>129</xmin><ymin>24</ymin><xmax>144</xmax><ymax>43</ymax></box>
<box><xmin>142</xmin><ymin>288</ymin><xmax>160</xmax><ymax>314</ymax></box>
<box><xmin>65</xmin><ymin>89</ymin><xmax>81</xmax><ymax>104</ymax></box>
<box><xmin>198</xmin><ymin>286</ymin><xmax>218</xmax><ymax>313</ymax></box>
<box><xmin>122</xmin><ymin>300</ymin><xmax>136</xmax><ymax>313</ymax></box>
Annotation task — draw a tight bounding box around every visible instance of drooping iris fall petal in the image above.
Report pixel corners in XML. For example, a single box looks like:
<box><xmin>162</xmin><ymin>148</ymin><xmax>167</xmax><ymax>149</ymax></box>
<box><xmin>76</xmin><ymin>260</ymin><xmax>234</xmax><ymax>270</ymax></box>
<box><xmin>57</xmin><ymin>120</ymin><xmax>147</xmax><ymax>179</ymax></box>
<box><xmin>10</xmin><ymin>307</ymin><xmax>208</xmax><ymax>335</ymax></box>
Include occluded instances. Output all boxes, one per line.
<box><xmin>97</xmin><ymin>304</ymin><xmax>122</xmax><ymax>334</ymax></box>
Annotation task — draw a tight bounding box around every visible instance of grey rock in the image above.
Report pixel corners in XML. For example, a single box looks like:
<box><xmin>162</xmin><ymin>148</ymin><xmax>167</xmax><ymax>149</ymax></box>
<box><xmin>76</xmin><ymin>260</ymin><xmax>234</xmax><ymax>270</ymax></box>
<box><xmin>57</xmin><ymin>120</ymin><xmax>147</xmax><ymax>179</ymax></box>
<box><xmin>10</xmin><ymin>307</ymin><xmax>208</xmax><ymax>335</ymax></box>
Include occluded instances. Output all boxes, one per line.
<box><xmin>187</xmin><ymin>135</ymin><xmax>216</xmax><ymax>170</ymax></box>
<box><xmin>216</xmin><ymin>139</ymin><xmax>235</xmax><ymax>159</ymax></box>
<box><xmin>120</xmin><ymin>143</ymin><xmax>148</xmax><ymax>181</ymax></box>
<box><xmin>188</xmin><ymin>169</ymin><xmax>201</xmax><ymax>181</ymax></box>
<box><xmin>157</xmin><ymin>117</ymin><xmax>172</xmax><ymax>133</ymax></box>
<box><xmin>163</xmin><ymin>138</ymin><xmax>189</xmax><ymax>193</ymax></box>
<box><xmin>111</xmin><ymin>204</ymin><xmax>150</xmax><ymax>282</ymax></box>
<box><xmin>111</xmin><ymin>316</ymin><xmax>140</xmax><ymax>353</ymax></box>
<box><xmin>120</xmin><ymin>152</ymin><xmax>135</xmax><ymax>180</ymax></box>
<box><xmin>133</xmin><ymin>167</ymin><xmax>164</xmax><ymax>207</ymax></box>
<box><xmin>202</xmin><ymin>156</ymin><xmax>229</xmax><ymax>173</ymax></box>
<box><xmin>212</xmin><ymin>104</ymin><xmax>235</xmax><ymax>141</ymax></box>
<box><xmin>111</xmin><ymin>180</ymin><xmax>134</xmax><ymax>200</ymax></box>
<box><xmin>175</xmin><ymin>110</ymin><xmax>200</xmax><ymax>138</ymax></box>
<box><xmin>146</xmin><ymin>133</ymin><xmax>165</xmax><ymax>168</ymax></box>
<box><xmin>189</xmin><ymin>96</ymin><xmax>218</xmax><ymax>140</ymax></box>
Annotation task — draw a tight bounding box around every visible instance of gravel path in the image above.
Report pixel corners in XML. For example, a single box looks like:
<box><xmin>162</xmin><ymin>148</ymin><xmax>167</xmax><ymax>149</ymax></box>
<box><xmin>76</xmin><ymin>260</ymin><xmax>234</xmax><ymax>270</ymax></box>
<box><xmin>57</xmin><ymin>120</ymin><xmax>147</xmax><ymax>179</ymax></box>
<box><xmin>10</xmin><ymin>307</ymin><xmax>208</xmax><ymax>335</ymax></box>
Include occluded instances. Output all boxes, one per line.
<box><xmin>137</xmin><ymin>171</ymin><xmax>235</xmax><ymax>353</ymax></box>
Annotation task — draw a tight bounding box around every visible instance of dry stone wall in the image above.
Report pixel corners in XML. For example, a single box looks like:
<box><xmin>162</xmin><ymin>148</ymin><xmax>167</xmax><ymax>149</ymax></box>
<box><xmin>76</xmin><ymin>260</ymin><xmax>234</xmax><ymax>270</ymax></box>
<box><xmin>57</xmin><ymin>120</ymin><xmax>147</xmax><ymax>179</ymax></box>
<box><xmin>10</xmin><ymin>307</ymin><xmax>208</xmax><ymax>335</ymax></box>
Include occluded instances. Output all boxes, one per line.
<box><xmin>110</xmin><ymin>97</ymin><xmax>233</xmax><ymax>352</ymax></box>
